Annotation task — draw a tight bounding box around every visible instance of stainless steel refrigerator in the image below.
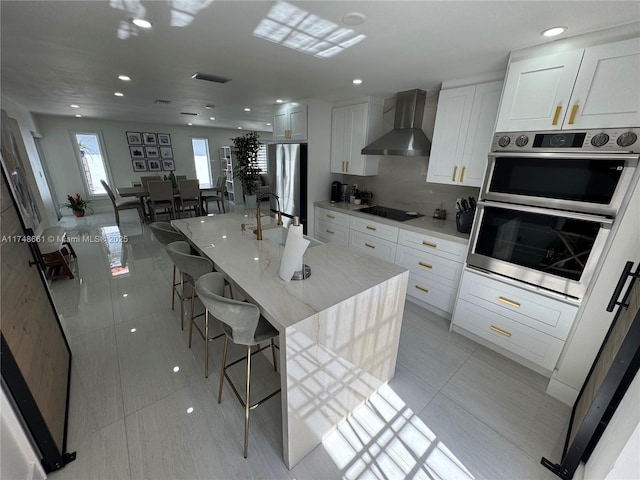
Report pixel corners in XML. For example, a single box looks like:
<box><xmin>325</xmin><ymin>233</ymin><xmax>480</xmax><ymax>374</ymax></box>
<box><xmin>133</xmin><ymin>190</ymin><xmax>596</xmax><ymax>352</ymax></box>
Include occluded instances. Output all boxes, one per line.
<box><xmin>267</xmin><ymin>143</ymin><xmax>308</xmax><ymax>233</ymax></box>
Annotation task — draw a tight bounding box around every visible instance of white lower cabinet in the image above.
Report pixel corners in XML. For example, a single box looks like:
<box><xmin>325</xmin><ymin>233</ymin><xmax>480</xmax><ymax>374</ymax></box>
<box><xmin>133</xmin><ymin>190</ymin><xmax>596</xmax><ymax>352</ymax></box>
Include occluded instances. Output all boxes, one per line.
<box><xmin>349</xmin><ymin>230</ymin><xmax>397</xmax><ymax>263</ymax></box>
<box><xmin>315</xmin><ymin>219</ymin><xmax>349</xmax><ymax>245</ymax></box>
<box><xmin>452</xmin><ymin>268</ymin><xmax>578</xmax><ymax>371</ymax></box>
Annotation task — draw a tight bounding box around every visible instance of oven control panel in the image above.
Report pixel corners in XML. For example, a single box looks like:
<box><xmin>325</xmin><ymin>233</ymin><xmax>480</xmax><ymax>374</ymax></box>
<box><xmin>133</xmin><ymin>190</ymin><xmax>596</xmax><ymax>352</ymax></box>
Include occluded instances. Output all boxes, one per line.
<box><xmin>492</xmin><ymin>128</ymin><xmax>640</xmax><ymax>153</ymax></box>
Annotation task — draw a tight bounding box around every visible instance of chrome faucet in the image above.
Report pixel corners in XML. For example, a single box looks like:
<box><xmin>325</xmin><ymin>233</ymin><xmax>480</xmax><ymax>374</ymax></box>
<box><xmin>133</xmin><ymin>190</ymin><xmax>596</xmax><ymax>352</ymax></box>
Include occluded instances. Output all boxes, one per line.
<box><xmin>255</xmin><ymin>192</ymin><xmax>283</xmax><ymax>240</ymax></box>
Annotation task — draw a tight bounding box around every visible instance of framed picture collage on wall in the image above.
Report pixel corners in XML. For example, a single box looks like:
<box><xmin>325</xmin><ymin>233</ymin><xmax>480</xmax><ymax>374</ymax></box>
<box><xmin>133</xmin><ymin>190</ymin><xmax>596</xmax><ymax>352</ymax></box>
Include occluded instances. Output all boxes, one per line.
<box><xmin>126</xmin><ymin>131</ymin><xmax>174</xmax><ymax>172</ymax></box>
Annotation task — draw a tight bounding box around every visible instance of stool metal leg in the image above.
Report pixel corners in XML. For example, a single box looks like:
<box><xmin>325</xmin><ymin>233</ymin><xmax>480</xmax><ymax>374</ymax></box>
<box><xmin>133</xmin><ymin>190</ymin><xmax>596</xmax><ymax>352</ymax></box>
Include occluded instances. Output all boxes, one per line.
<box><xmin>204</xmin><ymin>310</ymin><xmax>210</xmax><ymax>378</ymax></box>
<box><xmin>188</xmin><ymin>290</ymin><xmax>196</xmax><ymax>348</ymax></box>
<box><xmin>171</xmin><ymin>265</ymin><xmax>177</xmax><ymax>310</ymax></box>
<box><xmin>244</xmin><ymin>345</ymin><xmax>251</xmax><ymax>459</ymax></box>
<box><xmin>218</xmin><ymin>336</ymin><xmax>229</xmax><ymax>404</ymax></box>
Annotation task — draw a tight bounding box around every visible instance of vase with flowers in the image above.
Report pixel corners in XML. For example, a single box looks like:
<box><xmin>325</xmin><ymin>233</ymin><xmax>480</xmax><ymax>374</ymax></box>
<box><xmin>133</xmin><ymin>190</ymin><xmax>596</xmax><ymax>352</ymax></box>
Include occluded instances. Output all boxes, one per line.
<box><xmin>63</xmin><ymin>193</ymin><xmax>91</xmax><ymax>217</ymax></box>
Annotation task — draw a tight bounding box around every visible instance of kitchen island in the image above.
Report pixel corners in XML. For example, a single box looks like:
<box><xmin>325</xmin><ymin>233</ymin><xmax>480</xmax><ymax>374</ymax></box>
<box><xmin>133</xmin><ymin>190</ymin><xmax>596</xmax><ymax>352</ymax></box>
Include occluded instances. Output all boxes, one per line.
<box><xmin>172</xmin><ymin>213</ymin><xmax>409</xmax><ymax>468</ymax></box>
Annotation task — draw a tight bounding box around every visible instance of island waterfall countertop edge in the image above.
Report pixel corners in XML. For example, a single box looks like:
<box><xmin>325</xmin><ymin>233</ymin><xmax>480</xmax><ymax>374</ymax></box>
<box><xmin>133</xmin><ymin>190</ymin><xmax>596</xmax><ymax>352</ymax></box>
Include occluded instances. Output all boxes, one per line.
<box><xmin>314</xmin><ymin>200</ymin><xmax>470</xmax><ymax>244</ymax></box>
<box><xmin>171</xmin><ymin>214</ymin><xmax>409</xmax><ymax>332</ymax></box>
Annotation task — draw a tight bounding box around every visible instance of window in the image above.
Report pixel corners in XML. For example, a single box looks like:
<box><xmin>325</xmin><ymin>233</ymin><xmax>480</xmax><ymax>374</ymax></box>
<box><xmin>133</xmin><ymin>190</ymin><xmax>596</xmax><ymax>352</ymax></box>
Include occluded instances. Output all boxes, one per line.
<box><xmin>192</xmin><ymin>138</ymin><xmax>212</xmax><ymax>184</ymax></box>
<box><xmin>73</xmin><ymin>132</ymin><xmax>109</xmax><ymax>195</ymax></box>
<box><xmin>256</xmin><ymin>144</ymin><xmax>268</xmax><ymax>174</ymax></box>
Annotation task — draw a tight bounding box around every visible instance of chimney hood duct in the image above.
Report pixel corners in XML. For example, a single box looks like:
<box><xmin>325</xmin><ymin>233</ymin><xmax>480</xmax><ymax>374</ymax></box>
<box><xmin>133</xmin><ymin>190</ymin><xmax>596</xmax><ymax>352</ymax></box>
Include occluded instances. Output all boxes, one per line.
<box><xmin>361</xmin><ymin>89</ymin><xmax>431</xmax><ymax>156</ymax></box>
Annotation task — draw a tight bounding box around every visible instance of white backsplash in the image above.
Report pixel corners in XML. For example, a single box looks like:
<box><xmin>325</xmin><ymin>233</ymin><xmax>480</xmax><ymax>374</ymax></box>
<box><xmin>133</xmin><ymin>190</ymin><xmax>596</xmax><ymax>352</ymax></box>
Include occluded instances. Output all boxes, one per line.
<box><xmin>342</xmin><ymin>156</ymin><xmax>480</xmax><ymax>222</ymax></box>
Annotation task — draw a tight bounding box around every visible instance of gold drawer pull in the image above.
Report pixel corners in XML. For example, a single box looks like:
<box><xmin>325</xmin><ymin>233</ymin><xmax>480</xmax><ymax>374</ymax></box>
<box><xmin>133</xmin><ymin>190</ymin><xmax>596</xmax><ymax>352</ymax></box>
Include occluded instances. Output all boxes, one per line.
<box><xmin>366</xmin><ymin>226</ymin><xmax>377</xmax><ymax>231</ymax></box>
<box><xmin>418</xmin><ymin>261</ymin><xmax>433</xmax><ymax>269</ymax></box>
<box><xmin>326</xmin><ymin>214</ymin><xmax>335</xmax><ymax>219</ymax></box>
<box><xmin>552</xmin><ymin>105</ymin><xmax>562</xmax><ymax>126</ymax></box>
<box><xmin>415</xmin><ymin>285</ymin><xmax>429</xmax><ymax>293</ymax></box>
<box><xmin>365</xmin><ymin>243</ymin><xmax>376</xmax><ymax>249</ymax></box>
<box><xmin>346</xmin><ymin>161</ymin><xmax>349</xmax><ymax>173</ymax></box>
<box><xmin>326</xmin><ymin>229</ymin><xmax>334</xmax><ymax>234</ymax></box>
<box><xmin>422</xmin><ymin>241</ymin><xmax>437</xmax><ymax>248</ymax></box>
<box><xmin>452</xmin><ymin>165</ymin><xmax>458</xmax><ymax>182</ymax></box>
<box><xmin>568</xmin><ymin>104</ymin><xmax>579</xmax><ymax>125</ymax></box>
<box><xmin>498</xmin><ymin>296</ymin><xmax>520</xmax><ymax>308</ymax></box>
<box><xmin>490</xmin><ymin>325</ymin><xmax>512</xmax><ymax>337</ymax></box>
<box><xmin>460</xmin><ymin>166</ymin><xmax>466</xmax><ymax>183</ymax></box>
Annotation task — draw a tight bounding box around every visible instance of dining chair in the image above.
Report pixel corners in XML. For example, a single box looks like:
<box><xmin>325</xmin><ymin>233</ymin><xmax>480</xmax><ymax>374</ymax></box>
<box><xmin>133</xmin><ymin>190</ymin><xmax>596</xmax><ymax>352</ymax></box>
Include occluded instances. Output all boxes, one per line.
<box><xmin>201</xmin><ymin>175</ymin><xmax>226</xmax><ymax>214</ymax></box>
<box><xmin>147</xmin><ymin>180</ymin><xmax>176</xmax><ymax>221</ymax></box>
<box><xmin>149</xmin><ymin>222</ymin><xmax>184</xmax><ymax>310</ymax></box>
<box><xmin>100</xmin><ymin>180</ymin><xmax>144</xmax><ymax>226</ymax></box>
<box><xmin>177</xmin><ymin>179</ymin><xmax>201</xmax><ymax>218</ymax></box>
<box><xmin>196</xmin><ymin>271</ymin><xmax>280</xmax><ymax>458</ymax></box>
<box><xmin>140</xmin><ymin>175</ymin><xmax>162</xmax><ymax>191</ymax></box>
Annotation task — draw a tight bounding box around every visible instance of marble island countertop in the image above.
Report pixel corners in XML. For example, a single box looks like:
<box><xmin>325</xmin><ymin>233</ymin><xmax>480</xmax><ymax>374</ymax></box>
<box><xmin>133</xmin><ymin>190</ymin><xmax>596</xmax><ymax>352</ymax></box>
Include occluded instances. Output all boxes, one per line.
<box><xmin>315</xmin><ymin>200</ymin><xmax>471</xmax><ymax>244</ymax></box>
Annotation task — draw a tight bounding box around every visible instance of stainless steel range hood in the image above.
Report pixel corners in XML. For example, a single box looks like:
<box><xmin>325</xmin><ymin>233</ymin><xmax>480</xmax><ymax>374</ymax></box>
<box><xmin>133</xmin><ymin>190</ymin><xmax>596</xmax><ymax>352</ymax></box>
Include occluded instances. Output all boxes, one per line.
<box><xmin>361</xmin><ymin>89</ymin><xmax>431</xmax><ymax>156</ymax></box>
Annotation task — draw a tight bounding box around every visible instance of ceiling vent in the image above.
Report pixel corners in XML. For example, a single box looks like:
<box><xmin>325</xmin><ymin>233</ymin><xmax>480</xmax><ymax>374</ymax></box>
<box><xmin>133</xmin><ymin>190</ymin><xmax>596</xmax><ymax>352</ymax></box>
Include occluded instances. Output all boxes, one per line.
<box><xmin>154</xmin><ymin>99</ymin><xmax>171</xmax><ymax>104</ymax></box>
<box><xmin>180</xmin><ymin>112</ymin><xmax>198</xmax><ymax>116</ymax></box>
<box><xmin>191</xmin><ymin>72</ymin><xmax>231</xmax><ymax>84</ymax></box>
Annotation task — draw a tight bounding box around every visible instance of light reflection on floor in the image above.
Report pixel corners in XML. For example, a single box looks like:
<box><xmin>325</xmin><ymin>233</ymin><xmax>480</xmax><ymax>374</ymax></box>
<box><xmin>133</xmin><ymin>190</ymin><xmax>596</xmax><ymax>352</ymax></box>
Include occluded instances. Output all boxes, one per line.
<box><xmin>323</xmin><ymin>384</ymin><xmax>474</xmax><ymax>480</ymax></box>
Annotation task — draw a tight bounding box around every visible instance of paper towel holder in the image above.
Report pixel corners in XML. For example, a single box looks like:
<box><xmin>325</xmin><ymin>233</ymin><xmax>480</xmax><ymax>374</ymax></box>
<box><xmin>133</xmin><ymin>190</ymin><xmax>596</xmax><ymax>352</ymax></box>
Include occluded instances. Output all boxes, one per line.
<box><xmin>290</xmin><ymin>217</ymin><xmax>311</xmax><ymax>280</ymax></box>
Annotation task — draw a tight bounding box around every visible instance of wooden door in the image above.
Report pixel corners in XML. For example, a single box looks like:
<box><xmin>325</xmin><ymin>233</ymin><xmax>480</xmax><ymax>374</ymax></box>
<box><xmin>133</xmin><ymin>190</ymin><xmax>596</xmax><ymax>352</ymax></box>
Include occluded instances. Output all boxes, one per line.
<box><xmin>1</xmin><ymin>171</ymin><xmax>72</xmax><ymax>471</ymax></box>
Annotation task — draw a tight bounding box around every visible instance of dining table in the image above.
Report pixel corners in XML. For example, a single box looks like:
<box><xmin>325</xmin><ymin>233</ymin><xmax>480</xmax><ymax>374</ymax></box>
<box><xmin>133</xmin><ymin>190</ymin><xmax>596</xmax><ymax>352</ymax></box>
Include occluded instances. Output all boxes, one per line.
<box><xmin>117</xmin><ymin>183</ymin><xmax>220</xmax><ymax>220</ymax></box>
<box><xmin>171</xmin><ymin>213</ymin><xmax>408</xmax><ymax>469</ymax></box>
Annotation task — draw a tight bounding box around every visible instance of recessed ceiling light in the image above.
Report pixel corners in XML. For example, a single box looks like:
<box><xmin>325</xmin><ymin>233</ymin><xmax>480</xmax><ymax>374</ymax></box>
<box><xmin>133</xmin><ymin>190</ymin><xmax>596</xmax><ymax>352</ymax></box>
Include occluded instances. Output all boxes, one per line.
<box><xmin>75</xmin><ymin>114</ymin><xmax>82</xmax><ymax>118</ymax></box>
<box><xmin>70</xmin><ymin>104</ymin><xmax>80</xmax><ymax>108</ymax></box>
<box><xmin>118</xmin><ymin>75</ymin><xmax>131</xmax><ymax>81</ymax></box>
<box><xmin>237</xmin><ymin>126</ymin><xmax>243</xmax><ymax>129</ymax></box>
<box><xmin>342</xmin><ymin>12</ymin><xmax>367</xmax><ymax>26</ymax></box>
<box><xmin>266</xmin><ymin>123</ymin><xmax>271</xmax><ymax>126</ymax></box>
<box><xmin>132</xmin><ymin>18</ymin><xmax>152</xmax><ymax>29</ymax></box>
<box><xmin>209</xmin><ymin>117</ymin><xmax>216</xmax><ymax>120</ymax></box>
<box><xmin>187</xmin><ymin>122</ymin><xmax>193</xmax><ymax>126</ymax></box>
<box><xmin>276</xmin><ymin>99</ymin><xmax>284</xmax><ymax>103</ymax></box>
<box><xmin>353</xmin><ymin>78</ymin><xmax>363</xmax><ymax>85</ymax></box>
<box><xmin>114</xmin><ymin>92</ymin><xmax>124</xmax><ymax>97</ymax></box>
<box><xmin>541</xmin><ymin>26</ymin><xmax>567</xmax><ymax>37</ymax></box>
<box><xmin>205</xmin><ymin>104</ymin><xmax>215</xmax><ymax>109</ymax></box>
<box><xmin>244</xmin><ymin>107</ymin><xmax>251</xmax><ymax>112</ymax></box>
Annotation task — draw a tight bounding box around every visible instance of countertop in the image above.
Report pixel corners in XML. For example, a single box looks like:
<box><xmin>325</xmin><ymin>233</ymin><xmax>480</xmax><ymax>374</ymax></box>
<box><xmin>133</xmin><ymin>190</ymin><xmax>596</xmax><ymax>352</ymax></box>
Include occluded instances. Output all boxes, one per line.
<box><xmin>314</xmin><ymin>201</ymin><xmax>471</xmax><ymax>245</ymax></box>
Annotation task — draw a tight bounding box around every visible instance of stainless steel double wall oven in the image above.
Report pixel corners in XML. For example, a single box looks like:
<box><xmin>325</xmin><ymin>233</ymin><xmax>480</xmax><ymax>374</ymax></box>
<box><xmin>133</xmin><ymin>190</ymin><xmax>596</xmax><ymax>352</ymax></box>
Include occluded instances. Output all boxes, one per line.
<box><xmin>467</xmin><ymin>128</ymin><xmax>640</xmax><ymax>299</ymax></box>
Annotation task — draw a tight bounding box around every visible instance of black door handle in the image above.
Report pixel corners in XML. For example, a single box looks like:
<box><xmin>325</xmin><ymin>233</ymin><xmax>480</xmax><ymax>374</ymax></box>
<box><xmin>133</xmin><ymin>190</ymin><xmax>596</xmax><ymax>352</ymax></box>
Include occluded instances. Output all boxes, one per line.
<box><xmin>606</xmin><ymin>261</ymin><xmax>636</xmax><ymax>312</ymax></box>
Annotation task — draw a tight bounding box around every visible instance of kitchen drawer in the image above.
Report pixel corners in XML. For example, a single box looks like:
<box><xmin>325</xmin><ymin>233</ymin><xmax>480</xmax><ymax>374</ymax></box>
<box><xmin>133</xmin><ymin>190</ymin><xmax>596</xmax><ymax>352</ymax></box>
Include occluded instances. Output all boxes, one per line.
<box><xmin>315</xmin><ymin>207</ymin><xmax>351</xmax><ymax>228</ymax></box>
<box><xmin>453</xmin><ymin>299</ymin><xmax>565</xmax><ymax>371</ymax></box>
<box><xmin>350</xmin><ymin>216</ymin><xmax>399</xmax><ymax>243</ymax></box>
<box><xmin>349</xmin><ymin>231</ymin><xmax>397</xmax><ymax>263</ymax></box>
<box><xmin>397</xmin><ymin>228</ymin><xmax>466</xmax><ymax>262</ymax></box>
<box><xmin>314</xmin><ymin>219</ymin><xmax>349</xmax><ymax>245</ymax></box>
<box><xmin>407</xmin><ymin>272</ymin><xmax>457</xmax><ymax>313</ymax></box>
<box><xmin>458</xmin><ymin>270</ymin><xmax>578</xmax><ymax>340</ymax></box>
<box><xmin>395</xmin><ymin>244</ymin><xmax>462</xmax><ymax>288</ymax></box>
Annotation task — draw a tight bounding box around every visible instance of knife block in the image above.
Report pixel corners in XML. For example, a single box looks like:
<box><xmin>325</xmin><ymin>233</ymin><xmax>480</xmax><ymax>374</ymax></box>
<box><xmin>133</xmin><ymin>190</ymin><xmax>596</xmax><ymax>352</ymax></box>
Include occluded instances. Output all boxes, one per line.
<box><xmin>456</xmin><ymin>210</ymin><xmax>475</xmax><ymax>233</ymax></box>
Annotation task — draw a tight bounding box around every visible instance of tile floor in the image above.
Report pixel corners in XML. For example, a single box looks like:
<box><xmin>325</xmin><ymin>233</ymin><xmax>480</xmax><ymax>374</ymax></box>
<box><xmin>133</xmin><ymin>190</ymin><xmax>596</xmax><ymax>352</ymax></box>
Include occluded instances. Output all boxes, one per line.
<box><xmin>48</xmin><ymin>210</ymin><xmax>570</xmax><ymax>480</ymax></box>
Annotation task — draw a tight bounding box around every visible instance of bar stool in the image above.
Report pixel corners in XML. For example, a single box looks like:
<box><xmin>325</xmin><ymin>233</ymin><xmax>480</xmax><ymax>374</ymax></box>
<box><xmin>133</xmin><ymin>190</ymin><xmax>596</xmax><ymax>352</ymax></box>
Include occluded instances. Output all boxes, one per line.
<box><xmin>195</xmin><ymin>272</ymin><xmax>280</xmax><ymax>457</ymax></box>
<box><xmin>149</xmin><ymin>222</ymin><xmax>183</xmax><ymax>314</ymax></box>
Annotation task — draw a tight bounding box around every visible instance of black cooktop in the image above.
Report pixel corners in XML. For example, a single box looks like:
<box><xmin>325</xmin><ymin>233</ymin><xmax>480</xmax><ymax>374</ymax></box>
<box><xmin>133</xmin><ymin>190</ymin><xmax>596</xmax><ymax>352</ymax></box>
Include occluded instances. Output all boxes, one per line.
<box><xmin>358</xmin><ymin>205</ymin><xmax>424</xmax><ymax>222</ymax></box>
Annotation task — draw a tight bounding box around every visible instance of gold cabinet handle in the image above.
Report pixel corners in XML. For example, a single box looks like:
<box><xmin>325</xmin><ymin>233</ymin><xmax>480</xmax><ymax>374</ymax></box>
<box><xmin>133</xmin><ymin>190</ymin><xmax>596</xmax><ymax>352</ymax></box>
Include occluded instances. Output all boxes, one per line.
<box><xmin>366</xmin><ymin>226</ymin><xmax>377</xmax><ymax>231</ymax></box>
<box><xmin>498</xmin><ymin>296</ymin><xmax>520</xmax><ymax>308</ymax></box>
<box><xmin>415</xmin><ymin>285</ymin><xmax>429</xmax><ymax>293</ymax></box>
<box><xmin>552</xmin><ymin>106</ymin><xmax>562</xmax><ymax>126</ymax></box>
<box><xmin>418</xmin><ymin>261</ymin><xmax>433</xmax><ymax>269</ymax></box>
<box><xmin>346</xmin><ymin>161</ymin><xmax>349</xmax><ymax>173</ymax></box>
<box><xmin>452</xmin><ymin>165</ymin><xmax>458</xmax><ymax>182</ymax></box>
<box><xmin>326</xmin><ymin>214</ymin><xmax>335</xmax><ymax>219</ymax></box>
<box><xmin>490</xmin><ymin>325</ymin><xmax>512</xmax><ymax>337</ymax></box>
<box><xmin>342</xmin><ymin>161</ymin><xmax>345</xmax><ymax>172</ymax></box>
<box><xmin>568</xmin><ymin>104</ymin><xmax>579</xmax><ymax>125</ymax></box>
<box><xmin>365</xmin><ymin>243</ymin><xmax>376</xmax><ymax>249</ymax></box>
<box><xmin>326</xmin><ymin>229</ymin><xmax>334</xmax><ymax>234</ymax></box>
<box><xmin>460</xmin><ymin>166</ymin><xmax>466</xmax><ymax>183</ymax></box>
<box><xmin>422</xmin><ymin>241</ymin><xmax>437</xmax><ymax>248</ymax></box>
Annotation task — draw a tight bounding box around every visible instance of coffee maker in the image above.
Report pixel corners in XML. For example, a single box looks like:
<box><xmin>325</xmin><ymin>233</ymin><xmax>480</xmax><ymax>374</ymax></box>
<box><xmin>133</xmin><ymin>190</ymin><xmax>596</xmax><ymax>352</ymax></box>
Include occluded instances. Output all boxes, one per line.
<box><xmin>330</xmin><ymin>181</ymin><xmax>342</xmax><ymax>203</ymax></box>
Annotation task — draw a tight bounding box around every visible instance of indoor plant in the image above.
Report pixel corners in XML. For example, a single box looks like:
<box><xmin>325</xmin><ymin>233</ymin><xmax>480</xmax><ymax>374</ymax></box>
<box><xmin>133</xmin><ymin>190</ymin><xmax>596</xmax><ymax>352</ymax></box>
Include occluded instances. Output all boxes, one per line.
<box><xmin>63</xmin><ymin>192</ymin><xmax>90</xmax><ymax>217</ymax></box>
<box><xmin>232</xmin><ymin>131</ymin><xmax>262</xmax><ymax>205</ymax></box>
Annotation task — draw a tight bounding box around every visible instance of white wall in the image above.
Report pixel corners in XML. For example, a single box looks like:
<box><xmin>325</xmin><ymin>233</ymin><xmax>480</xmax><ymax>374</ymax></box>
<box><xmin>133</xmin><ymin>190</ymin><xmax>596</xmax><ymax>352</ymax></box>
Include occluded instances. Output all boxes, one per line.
<box><xmin>33</xmin><ymin>114</ymin><xmax>269</xmax><ymax>215</ymax></box>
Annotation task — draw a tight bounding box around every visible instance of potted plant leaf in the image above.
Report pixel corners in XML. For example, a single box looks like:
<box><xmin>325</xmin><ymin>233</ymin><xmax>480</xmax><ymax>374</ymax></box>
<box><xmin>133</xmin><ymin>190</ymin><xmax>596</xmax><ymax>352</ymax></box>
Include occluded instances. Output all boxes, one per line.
<box><xmin>232</xmin><ymin>131</ymin><xmax>262</xmax><ymax>208</ymax></box>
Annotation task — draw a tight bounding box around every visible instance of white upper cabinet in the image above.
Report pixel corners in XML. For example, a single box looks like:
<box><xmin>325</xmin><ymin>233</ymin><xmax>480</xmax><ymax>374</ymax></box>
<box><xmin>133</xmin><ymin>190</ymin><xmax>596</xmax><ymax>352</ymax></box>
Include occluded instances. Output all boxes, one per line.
<box><xmin>273</xmin><ymin>103</ymin><xmax>307</xmax><ymax>142</ymax></box>
<box><xmin>569</xmin><ymin>38</ymin><xmax>640</xmax><ymax>129</ymax></box>
<box><xmin>427</xmin><ymin>81</ymin><xmax>502</xmax><ymax>187</ymax></box>
<box><xmin>330</xmin><ymin>99</ymin><xmax>383</xmax><ymax>176</ymax></box>
<box><xmin>496</xmin><ymin>38</ymin><xmax>640</xmax><ymax>132</ymax></box>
